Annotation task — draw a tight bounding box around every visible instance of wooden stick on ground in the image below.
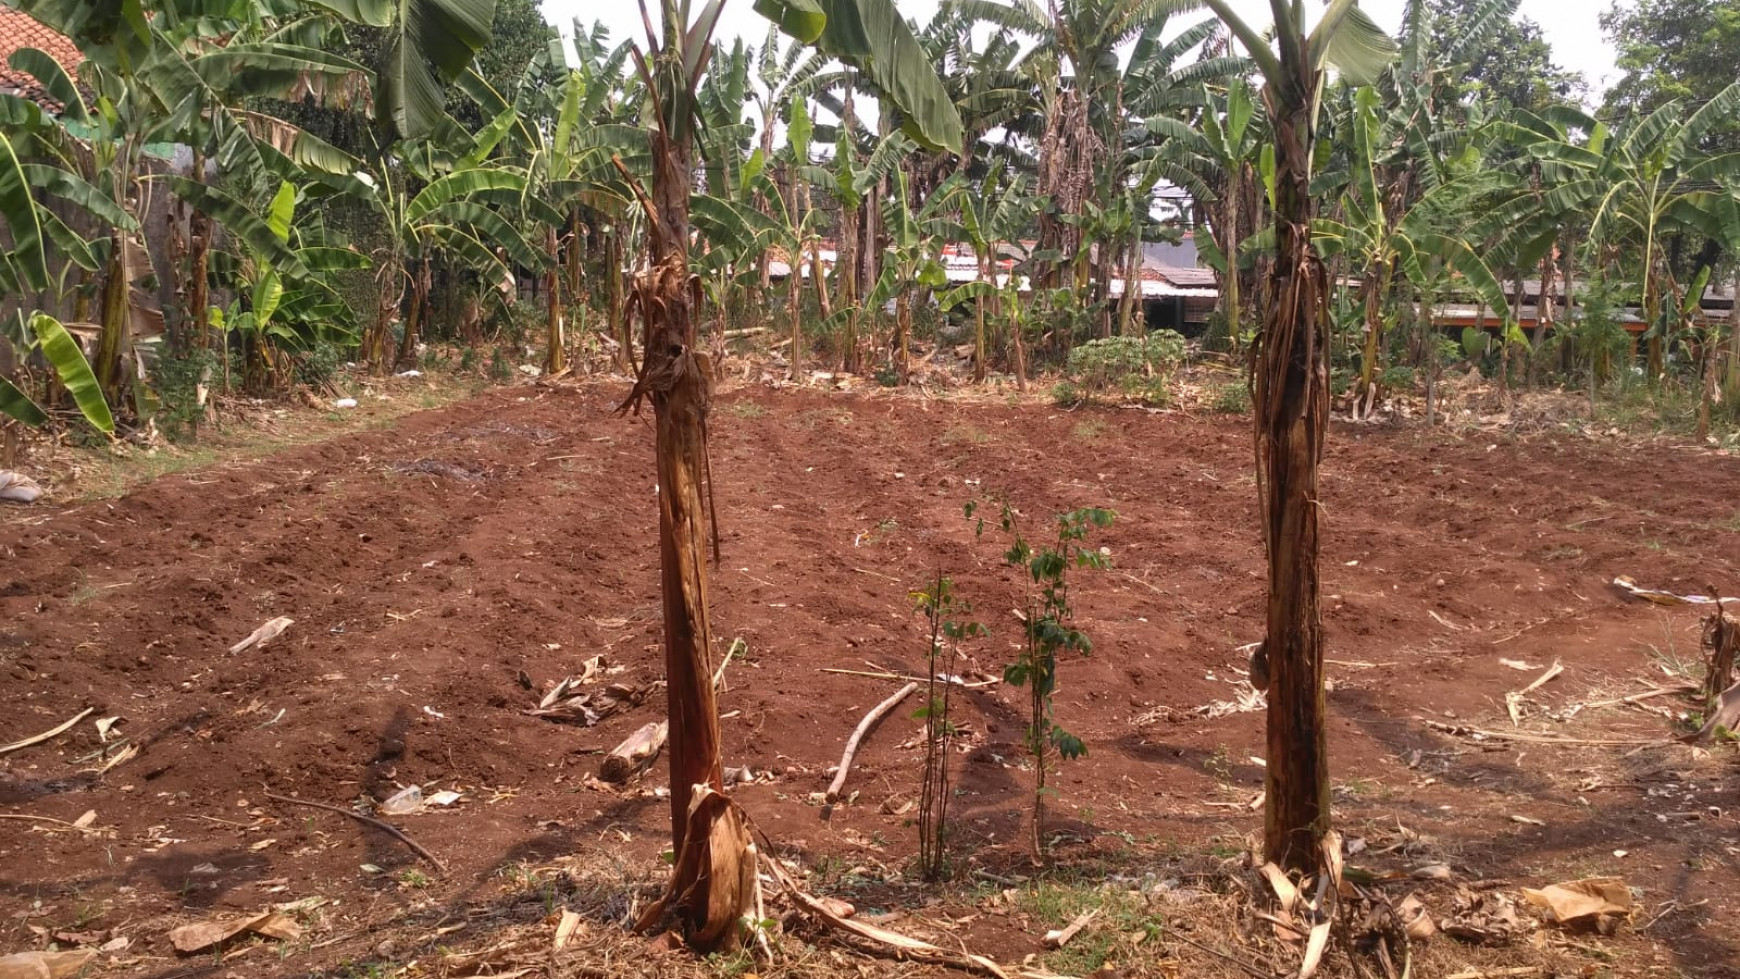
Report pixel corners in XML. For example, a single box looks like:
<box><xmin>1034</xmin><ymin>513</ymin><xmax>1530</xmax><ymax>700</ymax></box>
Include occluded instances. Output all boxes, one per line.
<box><xmin>820</xmin><ymin>668</ymin><xmax>999</xmax><ymax>689</ymax></box>
<box><xmin>1583</xmin><ymin>684</ymin><xmax>1696</xmax><ymax>710</ymax></box>
<box><xmin>0</xmin><ymin>813</ymin><xmax>83</xmax><ymax>828</ymax></box>
<box><xmin>1424</xmin><ymin>721</ymin><xmax>1668</xmax><ymax>747</ymax></box>
<box><xmin>264</xmin><ymin>792</ymin><xmax>445</xmax><ymax>873</ymax></box>
<box><xmin>757</xmin><ymin>844</ymin><xmax>1009</xmax><ymax>978</ymax></box>
<box><xmin>0</xmin><ymin>708</ymin><xmax>95</xmax><ymax>756</ymax></box>
<box><xmin>826</xmin><ymin>682</ymin><xmax>918</xmax><ymax>803</ymax></box>
<box><xmin>821</xmin><ymin>667</ymin><xmax>916</xmax><ymax>682</ymax></box>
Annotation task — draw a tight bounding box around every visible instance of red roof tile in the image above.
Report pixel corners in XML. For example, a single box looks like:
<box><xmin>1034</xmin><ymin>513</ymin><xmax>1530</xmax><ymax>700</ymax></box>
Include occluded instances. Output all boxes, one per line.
<box><xmin>0</xmin><ymin>8</ymin><xmax>83</xmax><ymax>108</ymax></box>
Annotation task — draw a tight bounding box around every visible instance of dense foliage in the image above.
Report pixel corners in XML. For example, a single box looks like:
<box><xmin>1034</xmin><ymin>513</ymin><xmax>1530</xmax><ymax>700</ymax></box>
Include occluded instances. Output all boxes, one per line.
<box><xmin>2</xmin><ymin>0</ymin><xmax>1736</xmax><ymax>444</ymax></box>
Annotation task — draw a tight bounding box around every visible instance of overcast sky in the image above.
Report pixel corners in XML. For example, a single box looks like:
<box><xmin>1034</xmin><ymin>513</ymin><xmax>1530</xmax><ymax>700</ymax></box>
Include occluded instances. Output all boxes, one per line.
<box><xmin>539</xmin><ymin>0</ymin><xmax>1623</xmax><ymax>95</ymax></box>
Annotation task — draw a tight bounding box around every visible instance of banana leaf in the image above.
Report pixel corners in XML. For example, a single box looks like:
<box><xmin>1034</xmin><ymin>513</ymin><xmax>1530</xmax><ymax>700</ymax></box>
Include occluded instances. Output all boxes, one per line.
<box><xmin>0</xmin><ymin>376</ymin><xmax>48</xmax><ymax>427</ymax></box>
<box><xmin>31</xmin><ymin>313</ymin><xmax>113</xmax><ymax>434</ymax></box>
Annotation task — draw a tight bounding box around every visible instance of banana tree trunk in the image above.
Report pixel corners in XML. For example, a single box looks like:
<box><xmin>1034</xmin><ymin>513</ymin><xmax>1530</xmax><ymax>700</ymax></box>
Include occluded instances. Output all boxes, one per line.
<box><xmin>1257</xmin><ymin>78</ymin><xmax>1330</xmax><ymax>876</ymax></box>
<box><xmin>608</xmin><ymin>232</ymin><xmax>632</xmax><ymax>373</ymax></box>
<box><xmin>788</xmin><ymin>261</ymin><xmax>803</xmax><ymax>380</ymax></box>
<box><xmin>1354</xmin><ymin>262</ymin><xmax>1387</xmax><ymax>418</ymax></box>
<box><xmin>1118</xmin><ymin>236</ymin><xmax>1141</xmax><ymax>337</ymax></box>
<box><xmin>566</xmin><ymin>208</ymin><xmax>584</xmax><ymax>365</ymax></box>
<box><xmin>367</xmin><ymin>250</ymin><xmax>402</xmax><ymax>373</ymax></box>
<box><xmin>630</xmin><ymin>123</ymin><xmax>751</xmax><ymax>952</ymax></box>
<box><xmin>810</xmin><ymin>241</ymin><xmax>832</xmax><ymax>320</ymax></box>
<box><xmin>757</xmin><ymin>124</ymin><xmax>777</xmax><ymax>292</ymax></box>
<box><xmin>95</xmin><ymin>232</ymin><xmax>130</xmax><ymax>408</ymax></box>
<box><xmin>975</xmin><ymin>252</ymin><xmax>990</xmax><ymax>380</ymax></box>
<box><xmin>863</xmin><ymin>173</ymin><xmax>882</xmax><ymax>304</ymax></box>
<box><xmin>1422</xmin><ymin>291</ymin><xmax>1438</xmax><ymax>425</ymax></box>
<box><xmin>839</xmin><ymin>203</ymin><xmax>860</xmax><ymax>374</ymax></box>
<box><xmin>1533</xmin><ymin>251</ymin><xmax>1556</xmax><ymax>386</ymax></box>
<box><xmin>546</xmin><ymin>225</ymin><xmax>565</xmax><ymax>374</ymax></box>
<box><xmin>895</xmin><ymin>289</ymin><xmax>911</xmax><ymax>384</ymax></box>
<box><xmin>1645</xmin><ymin>250</ymin><xmax>1664</xmax><ymax>382</ymax></box>
<box><xmin>789</xmin><ymin>172</ymin><xmax>805</xmax><ymax>381</ymax></box>
<box><xmin>395</xmin><ymin>256</ymin><xmax>431</xmax><ymax>371</ymax></box>
<box><xmin>1698</xmin><ymin>331</ymin><xmax>1715</xmax><ymax>439</ymax></box>
<box><xmin>187</xmin><ymin>149</ymin><xmax>212</xmax><ymax>352</ymax></box>
<box><xmin>1560</xmin><ymin>237</ymin><xmax>1577</xmax><ymax>375</ymax></box>
<box><xmin>1726</xmin><ymin>271</ymin><xmax>1740</xmax><ymax>399</ymax></box>
<box><xmin>1223</xmin><ymin>182</ymin><xmax>1241</xmax><ymax>352</ymax></box>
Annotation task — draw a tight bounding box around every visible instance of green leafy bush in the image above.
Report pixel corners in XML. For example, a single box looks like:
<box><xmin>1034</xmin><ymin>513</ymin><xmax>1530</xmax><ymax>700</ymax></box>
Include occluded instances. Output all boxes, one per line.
<box><xmin>150</xmin><ymin>347</ymin><xmax>219</xmax><ymax>442</ymax></box>
<box><xmin>1210</xmin><ymin>381</ymin><xmax>1250</xmax><ymax>414</ymax></box>
<box><xmin>1062</xmin><ymin>333</ymin><xmax>1187</xmax><ymax>405</ymax></box>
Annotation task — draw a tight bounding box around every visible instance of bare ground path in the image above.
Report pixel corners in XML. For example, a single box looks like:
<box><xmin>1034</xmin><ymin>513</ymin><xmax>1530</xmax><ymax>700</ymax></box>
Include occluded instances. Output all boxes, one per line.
<box><xmin>1</xmin><ymin>381</ymin><xmax>1736</xmax><ymax>977</ymax></box>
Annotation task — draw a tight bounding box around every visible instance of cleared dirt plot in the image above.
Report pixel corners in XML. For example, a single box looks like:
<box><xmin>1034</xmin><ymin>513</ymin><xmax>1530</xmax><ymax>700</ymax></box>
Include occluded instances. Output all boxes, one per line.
<box><xmin>2</xmin><ymin>382</ymin><xmax>1737</xmax><ymax>978</ymax></box>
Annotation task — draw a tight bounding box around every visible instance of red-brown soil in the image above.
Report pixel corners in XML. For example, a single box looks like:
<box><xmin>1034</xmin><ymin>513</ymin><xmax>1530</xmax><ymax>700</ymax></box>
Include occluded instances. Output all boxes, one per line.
<box><xmin>2</xmin><ymin>380</ymin><xmax>1737</xmax><ymax>977</ymax></box>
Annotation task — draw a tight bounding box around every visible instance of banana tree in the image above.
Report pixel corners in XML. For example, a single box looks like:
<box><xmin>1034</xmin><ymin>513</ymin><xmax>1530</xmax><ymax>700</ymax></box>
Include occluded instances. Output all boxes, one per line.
<box><xmin>195</xmin><ymin>179</ymin><xmax>373</xmax><ymax>392</ymax></box>
<box><xmin>7</xmin><ymin>0</ymin><xmax>374</xmax><ymax>413</ymax></box>
<box><xmin>1145</xmin><ymin>77</ymin><xmax>1265</xmax><ymax>349</ymax></box>
<box><xmin>565</xmin><ymin>20</ymin><xmax>644</xmax><ymax>371</ymax></box>
<box><xmin>1484</xmin><ymin>85</ymin><xmax>1740</xmax><ymax>381</ymax></box>
<box><xmin>460</xmin><ymin>39</ymin><xmax>644</xmax><ymax>373</ymax></box>
<box><xmin>361</xmin><ymin>153</ymin><xmax>543</xmax><ymax>371</ymax></box>
<box><xmin>954</xmin><ymin>0</ymin><xmax>1189</xmax><ymax>295</ymax></box>
<box><xmin>615</xmin><ymin>0</ymin><xmax>961</xmax><ymax>950</ymax></box>
<box><xmin>750</xmin><ymin>24</ymin><xmax>825</xmax><ymax>290</ymax></box>
<box><xmin>774</xmin><ymin>98</ymin><xmax>825</xmax><ymax>378</ymax></box>
<box><xmin>945</xmin><ymin>160</ymin><xmax>1038</xmax><ymax>385</ymax></box>
<box><xmin>1326</xmin><ymin>85</ymin><xmax>1512</xmax><ymax>417</ymax></box>
<box><xmin>867</xmin><ymin>165</ymin><xmax>957</xmax><ymax>383</ymax></box>
<box><xmin>1200</xmin><ymin>0</ymin><xmax>1398</xmax><ymax>874</ymax></box>
<box><xmin>811</xmin><ymin>125</ymin><xmax>911</xmax><ymax>372</ymax></box>
<box><xmin>0</xmin><ymin>109</ymin><xmax>108</xmax><ymax>436</ymax></box>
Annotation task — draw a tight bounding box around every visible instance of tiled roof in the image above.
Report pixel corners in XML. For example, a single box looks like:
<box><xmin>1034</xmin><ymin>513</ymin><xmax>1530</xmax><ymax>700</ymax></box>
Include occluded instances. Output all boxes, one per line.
<box><xmin>0</xmin><ymin>8</ymin><xmax>83</xmax><ymax>110</ymax></box>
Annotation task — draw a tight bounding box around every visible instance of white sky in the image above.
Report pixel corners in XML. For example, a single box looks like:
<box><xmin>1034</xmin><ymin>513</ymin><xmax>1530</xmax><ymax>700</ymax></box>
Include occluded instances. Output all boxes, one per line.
<box><xmin>539</xmin><ymin>0</ymin><xmax>1623</xmax><ymax>94</ymax></box>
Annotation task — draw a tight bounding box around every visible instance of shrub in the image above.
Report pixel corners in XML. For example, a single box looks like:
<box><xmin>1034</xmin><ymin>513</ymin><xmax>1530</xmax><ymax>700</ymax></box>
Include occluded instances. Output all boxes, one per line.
<box><xmin>1062</xmin><ymin>333</ymin><xmax>1187</xmax><ymax>405</ymax></box>
<box><xmin>294</xmin><ymin>341</ymin><xmax>345</xmax><ymax>390</ymax></box>
<box><xmin>151</xmin><ymin>347</ymin><xmax>220</xmax><ymax>442</ymax></box>
<box><xmin>1379</xmin><ymin>364</ymin><xmax>1416</xmax><ymax>392</ymax></box>
<box><xmin>1210</xmin><ymin>381</ymin><xmax>1251</xmax><ymax>414</ymax></box>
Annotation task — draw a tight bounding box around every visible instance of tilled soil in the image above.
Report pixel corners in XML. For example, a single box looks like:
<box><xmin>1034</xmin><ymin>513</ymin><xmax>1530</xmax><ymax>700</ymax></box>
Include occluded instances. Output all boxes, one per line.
<box><xmin>2</xmin><ymin>381</ymin><xmax>1737</xmax><ymax>977</ymax></box>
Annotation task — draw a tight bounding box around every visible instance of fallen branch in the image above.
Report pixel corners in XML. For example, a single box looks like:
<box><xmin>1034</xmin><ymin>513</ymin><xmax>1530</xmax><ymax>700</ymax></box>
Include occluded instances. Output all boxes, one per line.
<box><xmin>1582</xmin><ymin>684</ymin><xmax>1696</xmax><ymax>710</ymax></box>
<box><xmin>820</xmin><ymin>668</ymin><xmax>998</xmax><ymax>689</ymax></box>
<box><xmin>0</xmin><ymin>707</ymin><xmax>94</xmax><ymax>756</ymax></box>
<box><xmin>1520</xmin><ymin>660</ymin><xmax>1564</xmax><ymax>695</ymax></box>
<box><xmin>1506</xmin><ymin>660</ymin><xmax>1564</xmax><ymax>724</ymax></box>
<box><xmin>759</xmin><ymin>844</ymin><xmax>1008</xmax><ymax>977</ymax></box>
<box><xmin>826</xmin><ymin>682</ymin><xmax>918</xmax><ymax>803</ymax></box>
<box><xmin>0</xmin><ymin>813</ymin><xmax>86</xmax><ymax>829</ymax></box>
<box><xmin>264</xmin><ymin>792</ymin><xmax>444</xmax><ymax>872</ymax></box>
<box><xmin>1425</xmin><ymin>720</ymin><xmax>1668</xmax><ymax>747</ymax></box>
